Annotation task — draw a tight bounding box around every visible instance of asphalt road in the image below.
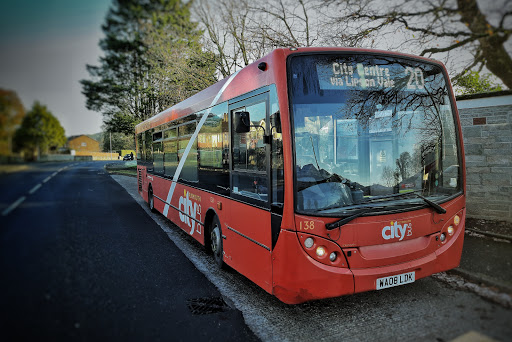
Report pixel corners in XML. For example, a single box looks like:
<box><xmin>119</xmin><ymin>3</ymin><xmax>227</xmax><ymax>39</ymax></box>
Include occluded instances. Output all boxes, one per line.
<box><xmin>0</xmin><ymin>161</ymin><xmax>257</xmax><ymax>341</ymax></box>
<box><xmin>1</xmin><ymin>161</ymin><xmax>511</xmax><ymax>342</ymax></box>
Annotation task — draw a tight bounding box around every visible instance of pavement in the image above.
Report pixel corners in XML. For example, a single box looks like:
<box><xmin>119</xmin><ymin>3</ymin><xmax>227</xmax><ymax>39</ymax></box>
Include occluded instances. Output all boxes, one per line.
<box><xmin>448</xmin><ymin>222</ymin><xmax>512</xmax><ymax>296</ymax></box>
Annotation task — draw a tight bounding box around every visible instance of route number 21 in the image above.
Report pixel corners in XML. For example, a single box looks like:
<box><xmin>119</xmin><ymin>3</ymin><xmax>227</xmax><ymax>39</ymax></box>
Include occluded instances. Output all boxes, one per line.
<box><xmin>405</xmin><ymin>67</ymin><xmax>425</xmax><ymax>90</ymax></box>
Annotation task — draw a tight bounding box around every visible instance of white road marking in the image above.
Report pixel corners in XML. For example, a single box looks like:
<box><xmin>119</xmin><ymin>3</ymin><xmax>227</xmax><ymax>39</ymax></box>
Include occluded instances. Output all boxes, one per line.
<box><xmin>28</xmin><ymin>183</ymin><xmax>42</xmax><ymax>195</ymax></box>
<box><xmin>2</xmin><ymin>196</ymin><xmax>26</xmax><ymax>217</ymax></box>
<box><xmin>2</xmin><ymin>164</ymin><xmax>74</xmax><ymax>217</ymax></box>
<box><xmin>450</xmin><ymin>331</ymin><xmax>499</xmax><ymax>342</ymax></box>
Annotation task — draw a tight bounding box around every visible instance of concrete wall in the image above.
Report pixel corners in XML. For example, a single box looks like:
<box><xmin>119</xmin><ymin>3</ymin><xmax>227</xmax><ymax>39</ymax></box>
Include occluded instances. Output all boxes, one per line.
<box><xmin>457</xmin><ymin>92</ymin><xmax>512</xmax><ymax>222</ymax></box>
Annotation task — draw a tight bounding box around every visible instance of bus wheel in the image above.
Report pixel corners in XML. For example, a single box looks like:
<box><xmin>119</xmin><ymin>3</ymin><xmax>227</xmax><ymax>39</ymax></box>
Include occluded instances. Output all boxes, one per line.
<box><xmin>148</xmin><ymin>187</ymin><xmax>156</xmax><ymax>213</ymax></box>
<box><xmin>210</xmin><ymin>216</ymin><xmax>224</xmax><ymax>269</ymax></box>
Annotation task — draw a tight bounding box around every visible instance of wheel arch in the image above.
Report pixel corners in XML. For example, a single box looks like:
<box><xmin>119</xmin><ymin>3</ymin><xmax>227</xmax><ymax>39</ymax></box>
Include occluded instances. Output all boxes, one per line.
<box><xmin>147</xmin><ymin>182</ymin><xmax>153</xmax><ymax>200</ymax></box>
<box><xmin>203</xmin><ymin>208</ymin><xmax>219</xmax><ymax>251</ymax></box>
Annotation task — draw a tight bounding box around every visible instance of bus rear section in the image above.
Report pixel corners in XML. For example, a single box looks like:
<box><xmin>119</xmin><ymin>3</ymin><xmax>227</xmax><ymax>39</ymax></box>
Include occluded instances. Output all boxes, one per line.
<box><xmin>271</xmin><ymin>51</ymin><xmax>465</xmax><ymax>304</ymax></box>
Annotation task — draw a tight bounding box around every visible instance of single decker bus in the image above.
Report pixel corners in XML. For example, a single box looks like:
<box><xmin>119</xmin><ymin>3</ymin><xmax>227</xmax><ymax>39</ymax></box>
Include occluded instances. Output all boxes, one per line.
<box><xmin>135</xmin><ymin>47</ymin><xmax>465</xmax><ymax>304</ymax></box>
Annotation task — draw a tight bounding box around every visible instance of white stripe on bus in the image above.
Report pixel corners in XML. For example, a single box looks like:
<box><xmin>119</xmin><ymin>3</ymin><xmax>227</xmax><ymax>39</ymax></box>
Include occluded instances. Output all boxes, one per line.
<box><xmin>163</xmin><ymin>69</ymin><xmax>241</xmax><ymax>218</ymax></box>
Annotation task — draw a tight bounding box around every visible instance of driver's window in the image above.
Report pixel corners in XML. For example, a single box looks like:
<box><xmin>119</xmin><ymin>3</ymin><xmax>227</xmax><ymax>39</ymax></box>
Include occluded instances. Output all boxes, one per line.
<box><xmin>232</xmin><ymin>100</ymin><xmax>268</xmax><ymax>202</ymax></box>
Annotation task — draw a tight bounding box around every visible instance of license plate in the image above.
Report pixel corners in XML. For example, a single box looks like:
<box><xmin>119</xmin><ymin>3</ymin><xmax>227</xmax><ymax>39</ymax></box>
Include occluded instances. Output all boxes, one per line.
<box><xmin>376</xmin><ymin>271</ymin><xmax>415</xmax><ymax>290</ymax></box>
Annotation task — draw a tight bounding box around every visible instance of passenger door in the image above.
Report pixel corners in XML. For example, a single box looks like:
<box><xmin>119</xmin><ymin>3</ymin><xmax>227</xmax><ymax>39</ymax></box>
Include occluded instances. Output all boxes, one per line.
<box><xmin>226</xmin><ymin>93</ymin><xmax>273</xmax><ymax>293</ymax></box>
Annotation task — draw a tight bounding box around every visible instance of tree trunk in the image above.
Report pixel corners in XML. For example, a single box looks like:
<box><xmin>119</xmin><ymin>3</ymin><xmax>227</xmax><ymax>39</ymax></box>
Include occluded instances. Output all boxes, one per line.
<box><xmin>457</xmin><ymin>0</ymin><xmax>512</xmax><ymax>88</ymax></box>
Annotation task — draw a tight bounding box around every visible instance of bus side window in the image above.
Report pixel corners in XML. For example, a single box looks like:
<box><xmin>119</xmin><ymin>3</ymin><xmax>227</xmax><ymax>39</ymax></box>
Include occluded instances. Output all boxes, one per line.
<box><xmin>137</xmin><ymin>133</ymin><xmax>144</xmax><ymax>160</ymax></box>
<box><xmin>270</xmin><ymin>85</ymin><xmax>284</xmax><ymax>208</ymax></box>
<box><xmin>145</xmin><ymin>130</ymin><xmax>153</xmax><ymax>169</ymax></box>
<box><xmin>197</xmin><ymin>102</ymin><xmax>230</xmax><ymax>195</ymax></box>
<box><xmin>270</xmin><ymin>111</ymin><xmax>284</xmax><ymax>208</ymax></box>
<box><xmin>163</xmin><ymin>138</ymin><xmax>177</xmax><ymax>177</ymax></box>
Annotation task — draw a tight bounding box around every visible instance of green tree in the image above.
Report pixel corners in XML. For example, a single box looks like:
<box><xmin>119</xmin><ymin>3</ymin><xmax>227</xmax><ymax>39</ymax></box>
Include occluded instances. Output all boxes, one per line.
<box><xmin>453</xmin><ymin>71</ymin><xmax>503</xmax><ymax>95</ymax></box>
<box><xmin>142</xmin><ymin>5</ymin><xmax>217</xmax><ymax>109</ymax></box>
<box><xmin>0</xmin><ymin>89</ymin><xmax>25</xmax><ymax>155</ymax></box>
<box><xmin>81</xmin><ymin>0</ymin><xmax>213</xmax><ymax>136</ymax></box>
<box><xmin>81</xmin><ymin>0</ymin><xmax>153</xmax><ymax>136</ymax></box>
<box><xmin>13</xmin><ymin>102</ymin><xmax>66</xmax><ymax>159</ymax></box>
<box><xmin>102</xmin><ymin>131</ymin><xmax>135</xmax><ymax>153</ymax></box>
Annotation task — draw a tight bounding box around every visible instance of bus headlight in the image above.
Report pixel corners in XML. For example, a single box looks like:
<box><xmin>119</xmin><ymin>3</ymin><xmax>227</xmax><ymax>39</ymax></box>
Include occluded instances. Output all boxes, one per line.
<box><xmin>454</xmin><ymin>215</ymin><xmax>460</xmax><ymax>226</ymax></box>
<box><xmin>447</xmin><ymin>226</ymin><xmax>454</xmax><ymax>235</ymax></box>
<box><xmin>316</xmin><ymin>246</ymin><xmax>326</xmax><ymax>257</ymax></box>
<box><xmin>299</xmin><ymin>233</ymin><xmax>347</xmax><ymax>268</ymax></box>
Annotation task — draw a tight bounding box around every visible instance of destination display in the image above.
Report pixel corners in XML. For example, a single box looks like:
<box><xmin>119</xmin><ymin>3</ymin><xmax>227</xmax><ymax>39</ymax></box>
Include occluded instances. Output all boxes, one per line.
<box><xmin>316</xmin><ymin>61</ymin><xmax>426</xmax><ymax>91</ymax></box>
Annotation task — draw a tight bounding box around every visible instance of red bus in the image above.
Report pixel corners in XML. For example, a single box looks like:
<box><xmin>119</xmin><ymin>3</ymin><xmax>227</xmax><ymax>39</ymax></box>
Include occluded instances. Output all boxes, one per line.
<box><xmin>135</xmin><ymin>47</ymin><xmax>465</xmax><ymax>304</ymax></box>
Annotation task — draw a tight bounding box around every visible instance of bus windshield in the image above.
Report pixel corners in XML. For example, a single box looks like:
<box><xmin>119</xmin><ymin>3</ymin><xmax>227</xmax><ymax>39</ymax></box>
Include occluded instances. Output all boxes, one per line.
<box><xmin>289</xmin><ymin>54</ymin><xmax>462</xmax><ymax>215</ymax></box>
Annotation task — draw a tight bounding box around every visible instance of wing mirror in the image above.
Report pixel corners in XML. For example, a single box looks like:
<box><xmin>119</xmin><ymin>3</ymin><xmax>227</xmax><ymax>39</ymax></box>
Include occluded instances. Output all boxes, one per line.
<box><xmin>233</xmin><ymin>111</ymin><xmax>251</xmax><ymax>133</ymax></box>
<box><xmin>270</xmin><ymin>111</ymin><xmax>282</xmax><ymax>133</ymax></box>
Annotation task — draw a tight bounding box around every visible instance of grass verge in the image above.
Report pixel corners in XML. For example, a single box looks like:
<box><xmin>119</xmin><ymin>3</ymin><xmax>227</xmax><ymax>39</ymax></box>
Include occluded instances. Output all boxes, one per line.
<box><xmin>105</xmin><ymin>163</ymin><xmax>137</xmax><ymax>177</ymax></box>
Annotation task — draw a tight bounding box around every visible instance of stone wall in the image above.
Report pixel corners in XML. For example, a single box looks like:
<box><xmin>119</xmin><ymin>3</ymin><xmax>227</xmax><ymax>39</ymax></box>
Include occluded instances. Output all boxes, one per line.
<box><xmin>36</xmin><ymin>154</ymin><xmax>93</xmax><ymax>162</ymax></box>
<box><xmin>75</xmin><ymin>151</ymin><xmax>120</xmax><ymax>160</ymax></box>
<box><xmin>457</xmin><ymin>92</ymin><xmax>512</xmax><ymax>222</ymax></box>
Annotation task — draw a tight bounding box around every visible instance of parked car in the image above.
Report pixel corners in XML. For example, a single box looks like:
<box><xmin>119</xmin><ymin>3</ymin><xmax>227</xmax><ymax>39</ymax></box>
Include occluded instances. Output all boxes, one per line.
<box><xmin>123</xmin><ymin>154</ymin><xmax>133</xmax><ymax>161</ymax></box>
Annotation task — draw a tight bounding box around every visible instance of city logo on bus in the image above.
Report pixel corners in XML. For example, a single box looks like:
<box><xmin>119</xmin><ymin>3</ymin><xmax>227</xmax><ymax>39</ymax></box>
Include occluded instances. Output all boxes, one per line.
<box><xmin>179</xmin><ymin>189</ymin><xmax>202</xmax><ymax>236</ymax></box>
<box><xmin>381</xmin><ymin>220</ymin><xmax>412</xmax><ymax>241</ymax></box>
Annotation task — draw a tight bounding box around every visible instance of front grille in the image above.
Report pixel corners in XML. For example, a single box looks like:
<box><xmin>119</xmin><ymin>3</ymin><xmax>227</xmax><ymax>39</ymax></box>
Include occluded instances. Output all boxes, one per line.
<box><xmin>138</xmin><ymin>169</ymin><xmax>142</xmax><ymax>192</ymax></box>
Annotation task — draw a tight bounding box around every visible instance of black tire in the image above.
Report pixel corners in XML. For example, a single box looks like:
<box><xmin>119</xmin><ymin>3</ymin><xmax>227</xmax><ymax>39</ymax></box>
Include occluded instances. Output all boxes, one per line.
<box><xmin>210</xmin><ymin>216</ymin><xmax>224</xmax><ymax>269</ymax></box>
<box><xmin>148</xmin><ymin>187</ymin><xmax>156</xmax><ymax>213</ymax></box>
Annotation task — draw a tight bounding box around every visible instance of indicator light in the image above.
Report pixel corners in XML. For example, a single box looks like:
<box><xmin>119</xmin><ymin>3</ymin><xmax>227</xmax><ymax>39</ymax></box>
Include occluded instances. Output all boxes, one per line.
<box><xmin>329</xmin><ymin>252</ymin><xmax>337</xmax><ymax>262</ymax></box>
<box><xmin>454</xmin><ymin>215</ymin><xmax>460</xmax><ymax>226</ymax></box>
<box><xmin>304</xmin><ymin>237</ymin><xmax>314</xmax><ymax>248</ymax></box>
<box><xmin>316</xmin><ymin>246</ymin><xmax>327</xmax><ymax>257</ymax></box>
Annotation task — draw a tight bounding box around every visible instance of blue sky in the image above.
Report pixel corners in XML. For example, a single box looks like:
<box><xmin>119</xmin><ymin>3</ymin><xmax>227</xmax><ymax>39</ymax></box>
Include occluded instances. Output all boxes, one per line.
<box><xmin>0</xmin><ymin>0</ymin><xmax>112</xmax><ymax>136</ymax></box>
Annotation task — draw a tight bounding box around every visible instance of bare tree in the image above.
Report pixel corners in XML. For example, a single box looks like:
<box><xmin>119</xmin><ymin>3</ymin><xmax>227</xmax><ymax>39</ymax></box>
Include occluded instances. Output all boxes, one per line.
<box><xmin>195</xmin><ymin>0</ymin><xmax>254</xmax><ymax>77</ymax></box>
<box><xmin>251</xmin><ymin>0</ymin><xmax>317</xmax><ymax>48</ymax></box>
<box><xmin>324</xmin><ymin>0</ymin><xmax>512</xmax><ymax>87</ymax></box>
<box><xmin>194</xmin><ymin>0</ymin><xmax>324</xmax><ymax>76</ymax></box>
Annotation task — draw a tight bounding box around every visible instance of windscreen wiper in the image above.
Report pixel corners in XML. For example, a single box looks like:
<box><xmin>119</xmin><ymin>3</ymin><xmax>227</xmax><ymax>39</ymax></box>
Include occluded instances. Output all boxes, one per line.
<box><xmin>325</xmin><ymin>207</ymin><xmax>377</xmax><ymax>230</ymax></box>
<box><xmin>324</xmin><ymin>192</ymin><xmax>446</xmax><ymax>231</ymax></box>
<box><xmin>414</xmin><ymin>193</ymin><xmax>446</xmax><ymax>214</ymax></box>
<box><xmin>363</xmin><ymin>191</ymin><xmax>446</xmax><ymax>214</ymax></box>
